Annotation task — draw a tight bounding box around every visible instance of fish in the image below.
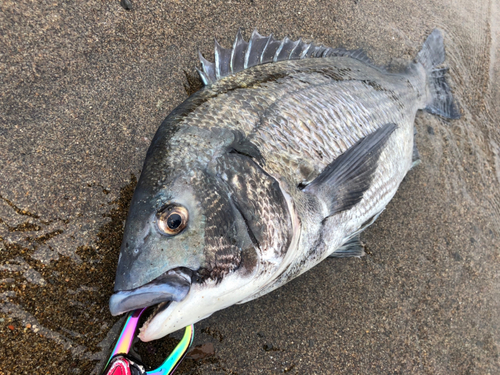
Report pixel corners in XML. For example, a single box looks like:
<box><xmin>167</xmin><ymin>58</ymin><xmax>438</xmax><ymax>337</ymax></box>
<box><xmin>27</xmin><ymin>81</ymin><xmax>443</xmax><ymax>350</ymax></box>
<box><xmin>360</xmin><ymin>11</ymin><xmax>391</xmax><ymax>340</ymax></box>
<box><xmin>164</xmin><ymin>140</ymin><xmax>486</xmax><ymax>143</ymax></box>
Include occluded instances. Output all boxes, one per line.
<box><xmin>109</xmin><ymin>28</ymin><xmax>459</xmax><ymax>342</ymax></box>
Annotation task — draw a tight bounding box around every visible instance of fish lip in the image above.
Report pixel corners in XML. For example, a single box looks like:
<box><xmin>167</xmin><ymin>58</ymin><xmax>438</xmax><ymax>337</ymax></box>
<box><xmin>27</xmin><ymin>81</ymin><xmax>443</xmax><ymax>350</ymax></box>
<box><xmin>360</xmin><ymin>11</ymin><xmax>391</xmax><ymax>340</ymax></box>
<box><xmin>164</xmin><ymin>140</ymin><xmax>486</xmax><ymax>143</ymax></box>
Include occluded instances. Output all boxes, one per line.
<box><xmin>109</xmin><ymin>267</ymin><xmax>192</xmax><ymax>316</ymax></box>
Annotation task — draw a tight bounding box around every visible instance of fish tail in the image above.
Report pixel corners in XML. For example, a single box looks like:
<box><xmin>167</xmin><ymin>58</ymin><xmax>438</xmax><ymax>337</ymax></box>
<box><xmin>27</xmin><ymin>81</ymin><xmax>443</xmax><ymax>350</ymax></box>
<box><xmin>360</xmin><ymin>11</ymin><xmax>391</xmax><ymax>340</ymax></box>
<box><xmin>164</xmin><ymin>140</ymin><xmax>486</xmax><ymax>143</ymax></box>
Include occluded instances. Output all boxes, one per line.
<box><xmin>417</xmin><ymin>29</ymin><xmax>460</xmax><ymax>119</ymax></box>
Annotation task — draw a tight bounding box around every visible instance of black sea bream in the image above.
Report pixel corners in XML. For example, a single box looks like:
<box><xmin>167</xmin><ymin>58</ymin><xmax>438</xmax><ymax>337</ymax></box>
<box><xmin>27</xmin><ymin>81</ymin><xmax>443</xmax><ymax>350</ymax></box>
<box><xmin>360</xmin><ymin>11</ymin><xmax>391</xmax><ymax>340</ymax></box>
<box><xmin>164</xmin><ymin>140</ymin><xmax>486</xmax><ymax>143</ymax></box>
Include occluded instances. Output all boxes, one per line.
<box><xmin>109</xmin><ymin>29</ymin><xmax>459</xmax><ymax>341</ymax></box>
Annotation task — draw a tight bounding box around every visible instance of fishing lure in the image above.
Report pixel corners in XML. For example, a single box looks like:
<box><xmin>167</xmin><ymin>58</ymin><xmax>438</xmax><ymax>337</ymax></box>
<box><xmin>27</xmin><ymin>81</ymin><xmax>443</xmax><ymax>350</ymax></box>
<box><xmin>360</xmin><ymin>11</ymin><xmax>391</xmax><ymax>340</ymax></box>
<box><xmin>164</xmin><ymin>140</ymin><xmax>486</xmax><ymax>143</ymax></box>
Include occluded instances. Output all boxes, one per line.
<box><xmin>102</xmin><ymin>308</ymin><xmax>194</xmax><ymax>375</ymax></box>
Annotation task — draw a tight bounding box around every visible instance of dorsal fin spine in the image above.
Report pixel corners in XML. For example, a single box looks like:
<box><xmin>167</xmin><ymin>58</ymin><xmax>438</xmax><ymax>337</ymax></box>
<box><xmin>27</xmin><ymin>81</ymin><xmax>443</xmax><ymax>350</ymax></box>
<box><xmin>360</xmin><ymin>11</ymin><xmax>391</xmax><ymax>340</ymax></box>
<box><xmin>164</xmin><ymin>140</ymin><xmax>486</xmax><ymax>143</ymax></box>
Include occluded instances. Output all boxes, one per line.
<box><xmin>230</xmin><ymin>29</ymin><xmax>242</xmax><ymax>74</ymax></box>
<box><xmin>198</xmin><ymin>50</ymin><xmax>215</xmax><ymax>84</ymax></box>
<box><xmin>274</xmin><ymin>37</ymin><xmax>287</xmax><ymax>62</ymax></box>
<box><xmin>196</xmin><ymin>67</ymin><xmax>209</xmax><ymax>86</ymax></box>
<box><xmin>215</xmin><ymin>39</ymin><xmax>229</xmax><ymax>80</ymax></box>
<box><xmin>230</xmin><ymin>29</ymin><xmax>249</xmax><ymax>74</ymax></box>
<box><xmin>244</xmin><ymin>30</ymin><xmax>255</xmax><ymax>69</ymax></box>
<box><xmin>288</xmin><ymin>38</ymin><xmax>301</xmax><ymax>59</ymax></box>
<box><xmin>214</xmin><ymin>39</ymin><xmax>221</xmax><ymax>80</ymax></box>
<box><xmin>245</xmin><ymin>29</ymin><xmax>264</xmax><ymax>70</ymax></box>
<box><xmin>259</xmin><ymin>35</ymin><xmax>273</xmax><ymax>64</ymax></box>
<box><xmin>300</xmin><ymin>43</ymin><xmax>312</xmax><ymax>59</ymax></box>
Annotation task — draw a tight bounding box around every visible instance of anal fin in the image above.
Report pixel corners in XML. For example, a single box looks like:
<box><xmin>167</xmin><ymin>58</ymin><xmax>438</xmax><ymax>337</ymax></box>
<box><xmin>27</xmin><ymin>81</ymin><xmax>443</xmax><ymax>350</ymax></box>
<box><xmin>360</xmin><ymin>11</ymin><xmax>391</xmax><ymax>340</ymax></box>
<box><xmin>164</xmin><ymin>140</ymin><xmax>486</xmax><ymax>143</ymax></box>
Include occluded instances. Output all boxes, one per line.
<box><xmin>329</xmin><ymin>234</ymin><xmax>365</xmax><ymax>258</ymax></box>
<box><xmin>411</xmin><ymin>126</ymin><xmax>421</xmax><ymax>169</ymax></box>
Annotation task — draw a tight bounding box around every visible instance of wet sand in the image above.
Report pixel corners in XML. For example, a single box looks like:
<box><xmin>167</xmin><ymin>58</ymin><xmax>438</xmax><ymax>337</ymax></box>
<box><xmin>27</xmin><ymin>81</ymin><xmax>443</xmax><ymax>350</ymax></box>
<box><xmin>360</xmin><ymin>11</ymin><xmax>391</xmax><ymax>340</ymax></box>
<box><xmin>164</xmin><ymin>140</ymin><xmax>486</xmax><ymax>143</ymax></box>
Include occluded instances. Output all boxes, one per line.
<box><xmin>1</xmin><ymin>0</ymin><xmax>499</xmax><ymax>374</ymax></box>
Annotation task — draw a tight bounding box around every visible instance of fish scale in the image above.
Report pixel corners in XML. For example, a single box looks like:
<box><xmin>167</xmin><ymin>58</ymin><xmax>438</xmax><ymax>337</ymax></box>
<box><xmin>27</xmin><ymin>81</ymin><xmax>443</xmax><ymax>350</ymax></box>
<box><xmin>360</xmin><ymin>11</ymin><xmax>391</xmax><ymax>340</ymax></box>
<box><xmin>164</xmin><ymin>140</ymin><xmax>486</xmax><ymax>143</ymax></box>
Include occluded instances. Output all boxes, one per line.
<box><xmin>109</xmin><ymin>29</ymin><xmax>460</xmax><ymax>341</ymax></box>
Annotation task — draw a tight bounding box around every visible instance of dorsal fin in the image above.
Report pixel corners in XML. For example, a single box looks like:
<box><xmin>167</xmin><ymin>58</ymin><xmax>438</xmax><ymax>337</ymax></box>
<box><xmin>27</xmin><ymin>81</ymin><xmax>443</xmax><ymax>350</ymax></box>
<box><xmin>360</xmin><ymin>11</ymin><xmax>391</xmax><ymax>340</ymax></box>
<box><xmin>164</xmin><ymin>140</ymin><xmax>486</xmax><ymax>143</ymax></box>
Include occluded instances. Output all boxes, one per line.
<box><xmin>197</xmin><ymin>29</ymin><xmax>376</xmax><ymax>86</ymax></box>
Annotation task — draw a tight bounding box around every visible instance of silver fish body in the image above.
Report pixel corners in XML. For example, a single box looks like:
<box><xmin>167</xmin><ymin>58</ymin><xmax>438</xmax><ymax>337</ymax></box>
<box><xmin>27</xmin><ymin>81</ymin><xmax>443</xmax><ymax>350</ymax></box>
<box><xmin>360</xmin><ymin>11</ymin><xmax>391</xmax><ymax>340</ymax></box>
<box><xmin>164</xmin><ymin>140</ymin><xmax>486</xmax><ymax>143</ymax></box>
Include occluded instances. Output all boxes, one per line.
<box><xmin>109</xmin><ymin>29</ymin><xmax>459</xmax><ymax>341</ymax></box>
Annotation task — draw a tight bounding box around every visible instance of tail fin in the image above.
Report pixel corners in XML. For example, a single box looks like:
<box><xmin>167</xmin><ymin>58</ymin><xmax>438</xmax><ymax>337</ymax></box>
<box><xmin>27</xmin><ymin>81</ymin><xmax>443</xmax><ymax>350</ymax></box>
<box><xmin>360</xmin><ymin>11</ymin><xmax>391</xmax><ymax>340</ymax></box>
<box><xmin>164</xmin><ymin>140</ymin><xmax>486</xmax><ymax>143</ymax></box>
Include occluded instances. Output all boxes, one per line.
<box><xmin>417</xmin><ymin>29</ymin><xmax>460</xmax><ymax>119</ymax></box>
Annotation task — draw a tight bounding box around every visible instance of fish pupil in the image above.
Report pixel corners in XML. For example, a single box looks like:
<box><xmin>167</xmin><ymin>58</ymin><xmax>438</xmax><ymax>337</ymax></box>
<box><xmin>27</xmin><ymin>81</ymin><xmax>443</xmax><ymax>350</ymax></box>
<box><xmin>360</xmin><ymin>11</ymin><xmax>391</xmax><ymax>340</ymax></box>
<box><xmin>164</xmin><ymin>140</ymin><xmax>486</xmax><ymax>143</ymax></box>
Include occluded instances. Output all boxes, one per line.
<box><xmin>167</xmin><ymin>213</ymin><xmax>182</xmax><ymax>229</ymax></box>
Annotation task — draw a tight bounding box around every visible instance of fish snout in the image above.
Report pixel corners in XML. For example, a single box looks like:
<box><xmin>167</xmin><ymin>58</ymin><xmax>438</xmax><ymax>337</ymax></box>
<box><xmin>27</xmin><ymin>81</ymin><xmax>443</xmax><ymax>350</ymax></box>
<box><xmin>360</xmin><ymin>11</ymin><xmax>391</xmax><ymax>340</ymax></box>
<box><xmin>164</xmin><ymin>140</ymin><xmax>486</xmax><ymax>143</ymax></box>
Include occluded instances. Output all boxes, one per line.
<box><xmin>109</xmin><ymin>267</ymin><xmax>192</xmax><ymax>316</ymax></box>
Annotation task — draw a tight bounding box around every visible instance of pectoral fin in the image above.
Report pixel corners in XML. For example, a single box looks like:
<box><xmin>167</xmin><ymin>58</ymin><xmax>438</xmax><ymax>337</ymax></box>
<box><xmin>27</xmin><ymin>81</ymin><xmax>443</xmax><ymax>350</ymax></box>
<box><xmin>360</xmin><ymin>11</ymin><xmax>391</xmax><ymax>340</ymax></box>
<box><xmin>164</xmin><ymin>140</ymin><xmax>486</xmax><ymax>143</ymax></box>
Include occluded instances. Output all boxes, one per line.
<box><xmin>304</xmin><ymin>123</ymin><xmax>397</xmax><ymax>215</ymax></box>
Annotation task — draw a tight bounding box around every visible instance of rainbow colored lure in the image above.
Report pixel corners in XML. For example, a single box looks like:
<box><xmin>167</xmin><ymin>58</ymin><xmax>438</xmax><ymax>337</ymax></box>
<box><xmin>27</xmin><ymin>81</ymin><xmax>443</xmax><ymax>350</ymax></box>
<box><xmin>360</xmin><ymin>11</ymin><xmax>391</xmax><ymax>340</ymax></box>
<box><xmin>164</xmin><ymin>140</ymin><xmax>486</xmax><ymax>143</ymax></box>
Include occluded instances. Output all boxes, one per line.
<box><xmin>101</xmin><ymin>308</ymin><xmax>194</xmax><ymax>375</ymax></box>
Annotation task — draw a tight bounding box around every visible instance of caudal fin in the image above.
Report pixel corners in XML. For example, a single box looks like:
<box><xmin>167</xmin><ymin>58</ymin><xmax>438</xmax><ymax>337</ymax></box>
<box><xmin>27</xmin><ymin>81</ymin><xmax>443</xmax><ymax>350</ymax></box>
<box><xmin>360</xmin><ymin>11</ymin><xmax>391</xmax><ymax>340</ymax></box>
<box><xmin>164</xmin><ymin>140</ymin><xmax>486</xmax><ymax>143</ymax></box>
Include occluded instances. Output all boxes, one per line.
<box><xmin>417</xmin><ymin>29</ymin><xmax>460</xmax><ymax>119</ymax></box>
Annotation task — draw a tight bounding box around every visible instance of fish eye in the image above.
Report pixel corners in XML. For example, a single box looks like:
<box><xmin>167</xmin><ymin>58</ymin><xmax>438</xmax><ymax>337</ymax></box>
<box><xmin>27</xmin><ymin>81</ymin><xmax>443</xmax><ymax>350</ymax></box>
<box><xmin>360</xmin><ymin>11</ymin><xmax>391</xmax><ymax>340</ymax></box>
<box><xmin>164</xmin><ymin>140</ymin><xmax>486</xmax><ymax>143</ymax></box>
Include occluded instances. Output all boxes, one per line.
<box><xmin>157</xmin><ymin>204</ymin><xmax>188</xmax><ymax>236</ymax></box>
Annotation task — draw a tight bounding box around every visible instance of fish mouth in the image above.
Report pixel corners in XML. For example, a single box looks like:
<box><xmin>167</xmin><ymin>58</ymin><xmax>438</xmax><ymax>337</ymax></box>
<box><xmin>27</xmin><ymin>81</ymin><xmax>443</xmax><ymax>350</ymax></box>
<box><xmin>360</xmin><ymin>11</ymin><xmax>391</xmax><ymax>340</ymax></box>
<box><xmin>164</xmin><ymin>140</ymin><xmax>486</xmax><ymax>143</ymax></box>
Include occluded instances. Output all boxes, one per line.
<box><xmin>109</xmin><ymin>267</ymin><xmax>192</xmax><ymax>316</ymax></box>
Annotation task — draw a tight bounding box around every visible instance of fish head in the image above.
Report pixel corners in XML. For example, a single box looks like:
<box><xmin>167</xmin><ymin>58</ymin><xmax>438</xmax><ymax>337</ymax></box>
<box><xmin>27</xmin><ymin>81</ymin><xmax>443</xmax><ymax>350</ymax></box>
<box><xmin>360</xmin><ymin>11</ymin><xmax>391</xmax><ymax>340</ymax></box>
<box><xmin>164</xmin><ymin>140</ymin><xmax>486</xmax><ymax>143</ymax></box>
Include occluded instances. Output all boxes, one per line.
<box><xmin>109</xmin><ymin>127</ymin><xmax>293</xmax><ymax>341</ymax></box>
